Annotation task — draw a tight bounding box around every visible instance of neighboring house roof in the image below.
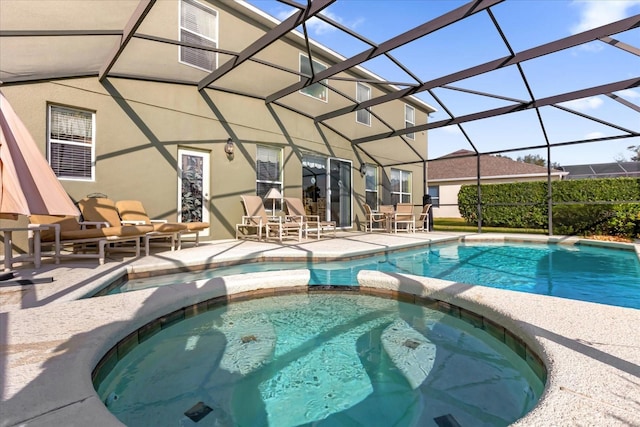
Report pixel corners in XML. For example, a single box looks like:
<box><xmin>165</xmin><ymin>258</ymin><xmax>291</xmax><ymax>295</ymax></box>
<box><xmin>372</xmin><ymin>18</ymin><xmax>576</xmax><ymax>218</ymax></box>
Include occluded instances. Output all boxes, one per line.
<box><xmin>561</xmin><ymin>162</ymin><xmax>640</xmax><ymax>179</ymax></box>
<box><xmin>428</xmin><ymin>150</ymin><xmax>567</xmax><ymax>182</ymax></box>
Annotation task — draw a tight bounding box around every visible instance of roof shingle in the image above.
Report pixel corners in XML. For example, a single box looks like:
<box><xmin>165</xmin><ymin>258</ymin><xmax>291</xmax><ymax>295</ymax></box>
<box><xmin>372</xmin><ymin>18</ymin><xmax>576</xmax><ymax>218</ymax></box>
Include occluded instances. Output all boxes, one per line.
<box><xmin>428</xmin><ymin>150</ymin><xmax>563</xmax><ymax>181</ymax></box>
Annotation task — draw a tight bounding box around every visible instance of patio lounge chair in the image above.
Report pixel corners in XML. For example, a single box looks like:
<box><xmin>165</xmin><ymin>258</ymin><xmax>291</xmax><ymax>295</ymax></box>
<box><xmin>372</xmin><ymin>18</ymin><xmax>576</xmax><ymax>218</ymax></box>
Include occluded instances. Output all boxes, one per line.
<box><xmin>414</xmin><ymin>204</ymin><xmax>432</xmax><ymax>232</ymax></box>
<box><xmin>115</xmin><ymin>199</ymin><xmax>209</xmax><ymax>250</ymax></box>
<box><xmin>392</xmin><ymin>203</ymin><xmax>415</xmax><ymax>233</ymax></box>
<box><xmin>284</xmin><ymin>197</ymin><xmax>336</xmax><ymax>239</ymax></box>
<box><xmin>28</xmin><ymin>214</ymin><xmax>149</xmax><ymax>265</ymax></box>
<box><xmin>236</xmin><ymin>195</ymin><xmax>302</xmax><ymax>242</ymax></box>
<box><xmin>364</xmin><ymin>204</ymin><xmax>388</xmax><ymax>232</ymax></box>
<box><xmin>78</xmin><ymin>197</ymin><xmax>181</xmax><ymax>256</ymax></box>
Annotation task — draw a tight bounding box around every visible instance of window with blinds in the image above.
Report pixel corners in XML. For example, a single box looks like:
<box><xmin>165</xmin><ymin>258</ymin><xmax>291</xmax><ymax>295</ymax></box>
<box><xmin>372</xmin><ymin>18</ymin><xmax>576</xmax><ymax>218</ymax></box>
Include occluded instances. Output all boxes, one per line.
<box><xmin>256</xmin><ymin>146</ymin><xmax>283</xmax><ymax>211</ymax></box>
<box><xmin>390</xmin><ymin>168</ymin><xmax>412</xmax><ymax>205</ymax></box>
<box><xmin>356</xmin><ymin>82</ymin><xmax>371</xmax><ymax>126</ymax></box>
<box><xmin>180</xmin><ymin>0</ymin><xmax>218</xmax><ymax>71</ymax></box>
<box><xmin>48</xmin><ymin>105</ymin><xmax>94</xmax><ymax>180</ymax></box>
<box><xmin>405</xmin><ymin>104</ymin><xmax>415</xmax><ymax>140</ymax></box>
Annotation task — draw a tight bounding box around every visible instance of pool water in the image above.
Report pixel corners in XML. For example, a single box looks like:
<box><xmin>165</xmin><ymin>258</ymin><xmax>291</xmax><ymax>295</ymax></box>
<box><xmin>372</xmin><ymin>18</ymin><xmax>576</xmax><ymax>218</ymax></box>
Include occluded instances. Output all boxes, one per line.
<box><xmin>115</xmin><ymin>242</ymin><xmax>640</xmax><ymax>309</ymax></box>
<box><xmin>97</xmin><ymin>294</ymin><xmax>543</xmax><ymax>426</ymax></box>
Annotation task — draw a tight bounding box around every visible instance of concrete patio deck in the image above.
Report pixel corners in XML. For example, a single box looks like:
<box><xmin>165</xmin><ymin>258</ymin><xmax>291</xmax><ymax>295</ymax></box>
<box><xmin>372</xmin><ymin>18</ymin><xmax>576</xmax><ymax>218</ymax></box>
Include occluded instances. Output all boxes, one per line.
<box><xmin>1</xmin><ymin>231</ymin><xmax>639</xmax><ymax>426</ymax></box>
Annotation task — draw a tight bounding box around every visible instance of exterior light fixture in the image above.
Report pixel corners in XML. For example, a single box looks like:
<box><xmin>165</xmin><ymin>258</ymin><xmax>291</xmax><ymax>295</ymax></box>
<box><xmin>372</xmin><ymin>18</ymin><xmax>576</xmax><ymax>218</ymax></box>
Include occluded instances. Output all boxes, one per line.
<box><xmin>224</xmin><ymin>138</ymin><xmax>235</xmax><ymax>156</ymax></box>
<box><xmin>359</xmin><ymin>163</ymin><xmax>366</xmax><ymax>176</ymax></box>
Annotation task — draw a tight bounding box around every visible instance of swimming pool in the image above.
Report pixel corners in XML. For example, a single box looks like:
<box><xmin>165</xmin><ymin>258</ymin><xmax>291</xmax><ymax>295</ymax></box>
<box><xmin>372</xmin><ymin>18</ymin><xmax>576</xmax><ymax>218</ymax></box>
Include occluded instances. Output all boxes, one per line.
<box><xmin>113</xmin><ymin>241</ymin><xmax>640</xmax><ymax>309</ymax></box>
<box><xmin>96</xmin><ymin>293</ymin><xmax>544</xmax><ymax>426</ymax></box>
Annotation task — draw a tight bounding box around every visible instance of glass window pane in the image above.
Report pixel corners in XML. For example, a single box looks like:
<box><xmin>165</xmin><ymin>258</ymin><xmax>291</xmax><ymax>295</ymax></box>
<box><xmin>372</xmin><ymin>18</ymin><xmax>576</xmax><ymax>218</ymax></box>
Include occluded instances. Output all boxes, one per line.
<box><xmin>356</xmin><ymin>83</ymin><xmax>371</xmax><ymax>125</ymax></box>
<box><xmin>366</xmin><ymin>191</ymin><xmax>377</xmax><ymax>209</ymax></box>
<box><xmin>300</xmin><ymin>55</ymin><xmax>328</xmax><ymax>101</ymax></box>
<box><xmin>365</xmin><ymin>165</ymin><xmax>376</xmax><ymax>191</ymax></box>
<box><xmin>390</xmin><ymin>169</ymin><xmax>400</xmax><ymax>192</ymax></box>
<box><xmin>401</xmin><ymin>172</ymin><xmax>410</xmax><ymax>193</ymax></box>
<box><xmin>405</xmin><ymin>105</ymin><xmax>415</xmax><ymax>140</ymax></box>
<box><xmin>49</xmin><ymin>105</ymin><xmax>94</xmax><ymax>180</ymax></box>
<box><xmin>180</xmin><ymin>0</ymin><xmax>217</xmax><ymax>71</ymax></box>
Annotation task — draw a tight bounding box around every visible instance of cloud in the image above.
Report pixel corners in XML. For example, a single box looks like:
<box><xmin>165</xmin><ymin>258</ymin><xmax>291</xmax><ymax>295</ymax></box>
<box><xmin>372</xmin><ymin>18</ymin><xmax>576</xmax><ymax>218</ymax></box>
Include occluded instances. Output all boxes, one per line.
<box><xmin>616</xmin><ymin>89</ymin><xmax>640</xmax><ymax>99</ymax></box>
<box><xmin>571</xmin><ymin>0</ymin><xmax>640</xmax><ymax>34</ymax></box>
<box><xmin>561</xmin><ymin>97</ymin><xmax>604</xmax><ymax>111</ymax></box>
<box><xmin>276</xmin><ymin>9</ymin><xmax>360</xmax><ymax>36</ymax></box>
<box><xmin>439</xmin><ymin>125</ymin><xmax>461</xmax><ymax>134</ymax></box>
<box><xmin>585</xmin><ymin>131</ymin><xmax>606</xmax><ymax>139</ymax></box>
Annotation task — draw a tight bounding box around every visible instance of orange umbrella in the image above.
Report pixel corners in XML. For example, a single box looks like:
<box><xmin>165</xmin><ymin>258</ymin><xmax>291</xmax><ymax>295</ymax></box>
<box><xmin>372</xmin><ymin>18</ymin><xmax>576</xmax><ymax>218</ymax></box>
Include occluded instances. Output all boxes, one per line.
<box><xmin>0</xmin><ymin>92</ymin><xmax>79</xmax><ymax>219</ymax></box>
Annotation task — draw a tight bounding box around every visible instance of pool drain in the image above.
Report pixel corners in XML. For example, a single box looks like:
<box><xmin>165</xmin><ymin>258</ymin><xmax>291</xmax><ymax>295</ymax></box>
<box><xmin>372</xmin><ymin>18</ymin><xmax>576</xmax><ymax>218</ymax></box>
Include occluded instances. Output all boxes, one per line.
<box><xmin>184</xmin><ymin>402</ymin><xmax>213</xmax><ymax>423</ymax></box>
<box><xmin>434</xmin><ymin>414</ymin><xmax>461</xmax><ymax>427</ymax></box>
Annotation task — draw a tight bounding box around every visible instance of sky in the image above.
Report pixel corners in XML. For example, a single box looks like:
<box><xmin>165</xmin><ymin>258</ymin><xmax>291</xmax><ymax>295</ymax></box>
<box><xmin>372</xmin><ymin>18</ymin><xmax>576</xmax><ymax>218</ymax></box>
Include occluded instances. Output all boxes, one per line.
<box><xmin>245</xmin><ymin>0</ymin><xmax>640</xmax><ymax>167</ymax></box>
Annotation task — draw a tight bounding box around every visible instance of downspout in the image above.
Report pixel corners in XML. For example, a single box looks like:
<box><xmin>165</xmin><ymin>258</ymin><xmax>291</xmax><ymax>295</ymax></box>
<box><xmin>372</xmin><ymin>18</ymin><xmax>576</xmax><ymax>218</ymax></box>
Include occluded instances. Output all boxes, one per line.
<box><xmin>423</xmin><ymin>160</ymin><xmax>427</xmax><ymax>199</ymax></box>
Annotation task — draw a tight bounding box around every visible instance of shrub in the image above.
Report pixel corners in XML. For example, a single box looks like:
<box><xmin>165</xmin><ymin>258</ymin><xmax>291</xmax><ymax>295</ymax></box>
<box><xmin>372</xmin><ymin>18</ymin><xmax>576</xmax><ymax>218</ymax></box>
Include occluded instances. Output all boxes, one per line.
<box><xmin>459</xmin><ymin>178</ymin><xmax>640</xmax><ymax>238</ymax></box>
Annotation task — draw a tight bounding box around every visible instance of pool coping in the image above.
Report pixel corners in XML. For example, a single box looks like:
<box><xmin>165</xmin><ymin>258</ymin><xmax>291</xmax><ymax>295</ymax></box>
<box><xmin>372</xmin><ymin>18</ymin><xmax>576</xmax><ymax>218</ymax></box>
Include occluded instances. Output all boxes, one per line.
<box><xmin>1</xmin><ymin>232</ymin><xmax>639</xmax><ymax>426</ymax></box>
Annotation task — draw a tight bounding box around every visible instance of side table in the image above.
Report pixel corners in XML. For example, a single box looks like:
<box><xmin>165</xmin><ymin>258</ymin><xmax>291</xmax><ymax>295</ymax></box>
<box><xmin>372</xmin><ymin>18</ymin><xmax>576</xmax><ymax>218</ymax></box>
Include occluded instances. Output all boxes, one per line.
<box><xmin>1</xmin><ymin>226</ymin><xmax>46</xmax><ymax>271</ymax></box>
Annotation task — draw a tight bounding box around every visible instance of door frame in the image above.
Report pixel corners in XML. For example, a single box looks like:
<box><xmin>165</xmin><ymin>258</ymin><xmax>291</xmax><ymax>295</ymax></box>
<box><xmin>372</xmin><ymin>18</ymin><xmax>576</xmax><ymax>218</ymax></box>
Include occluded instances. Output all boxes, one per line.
<box><xmin>177</xmin><ymin>148</ymin><xmax>210</xmax><ymax>236</ymax></box>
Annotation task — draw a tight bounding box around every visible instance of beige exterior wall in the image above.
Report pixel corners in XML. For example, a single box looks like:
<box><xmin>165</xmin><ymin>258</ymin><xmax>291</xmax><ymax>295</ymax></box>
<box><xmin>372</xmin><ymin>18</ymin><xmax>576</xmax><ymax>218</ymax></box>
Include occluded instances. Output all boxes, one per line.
<box><xmin>0</xmin><ymin>0</ymin><xmax>433</xmax><ymax>251</ymax></box>
<box><xmin>433</xmin><ymin>184</ymin><xmax>463</xmax><ymax>218</ymax></box>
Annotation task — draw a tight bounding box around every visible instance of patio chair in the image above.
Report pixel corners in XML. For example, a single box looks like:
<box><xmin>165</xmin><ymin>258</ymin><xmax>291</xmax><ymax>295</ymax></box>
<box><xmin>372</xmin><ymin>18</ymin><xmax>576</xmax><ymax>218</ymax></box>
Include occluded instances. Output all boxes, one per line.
<box><xmin>393</xmin><ymin>203</ymin><xmax>415</xmax><ymax>233</ymax></box>
<box><xmin>364</xmin><ymin>204</ymin><xmax>388</xmax><ymax>232</ymax></box>
<box><xmin>284</xmin><ymin>197</ymin><xmax>336</xmax><ymax>239</ymax></box>
<box><xmin>414</xmin><ymin>204</ymin><xmax>432</xmax><ymax>232</ymax></box>
<box><xmin>236</xmin><ymin>195</ymin><xmax>302</xmax><ymax>242</ymax></box>
<box><xmin>78</xmin><ymin>197</ymin><xmax>180</xmax><ymax>256</ymax></box>
<box><xmin>28</xmin><ymin>214</ymin><xmax>149</xmax><ymax>265</ymax></box>
<box><xmin>115</xmin><ymin>199</ymin><xmax>209</xmax><ymax>251</ymax></box>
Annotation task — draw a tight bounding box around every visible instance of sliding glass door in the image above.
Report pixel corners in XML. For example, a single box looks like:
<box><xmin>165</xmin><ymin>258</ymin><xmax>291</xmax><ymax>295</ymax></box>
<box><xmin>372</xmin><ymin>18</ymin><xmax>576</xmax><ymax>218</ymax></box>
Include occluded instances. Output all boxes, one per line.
<box><xmin>302</xmin><ymin>156</ymin><xmax>352</xmax><ymax>227</ymax></box>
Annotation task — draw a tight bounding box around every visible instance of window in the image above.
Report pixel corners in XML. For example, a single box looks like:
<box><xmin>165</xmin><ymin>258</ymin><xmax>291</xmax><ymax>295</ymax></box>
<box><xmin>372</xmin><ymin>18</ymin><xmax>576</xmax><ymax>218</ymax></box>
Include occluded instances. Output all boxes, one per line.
<box><xmin>428</xmin><ymin>186</ymin><xmax>440</xmax><ymax>208</ymax></box>
<box><xmin>364</xmin><ymin>164</ymin><xmax>378</xmax><ymax>210</ymax></box>
<box><xmin>299</xmin><ymin>54</ymin><xmax>328</xmax><ymax>101</ymax></box>
<box><xmin>256</xmin><ymin>146</ymin><xmax>283</xmax><ymax>211</ymax></box>
<box><xmin>390</xmin><ymin>168</ymin><xmax>411</xmax><ymax>205</ymax></box>
<box><xmin>180</xmin><ymin>0</ymin><xmax>218</xmax><ymax>71</ymax></box>
<box><xmin>405</xmin><ymin>104</ymin><xmax>415</xmax><ymax>140</ymax></box>
<box><xmin>356</xmin><ymin>82</ymin><xmax>371</xmax><ymax>125</ymax></box>
<box><xmin>48</xmin><ymin>105</ymin><xmax>94</xmax><ymax>180</ymax></box>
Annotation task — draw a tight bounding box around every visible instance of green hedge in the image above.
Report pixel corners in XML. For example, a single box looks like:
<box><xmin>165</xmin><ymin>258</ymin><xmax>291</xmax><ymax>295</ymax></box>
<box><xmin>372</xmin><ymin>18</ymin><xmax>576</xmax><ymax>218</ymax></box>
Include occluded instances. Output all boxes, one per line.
<box><xmin>458</xmin><ymin>178</ymin><xmax>640</xmax><ymax>238</ymax></box>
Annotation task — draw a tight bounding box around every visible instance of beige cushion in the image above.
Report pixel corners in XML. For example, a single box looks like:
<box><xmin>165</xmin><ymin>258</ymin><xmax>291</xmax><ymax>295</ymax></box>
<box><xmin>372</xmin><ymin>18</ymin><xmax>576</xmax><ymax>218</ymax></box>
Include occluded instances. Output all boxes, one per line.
<box><xmin>30</xmin><ymin>215</ymin><xmax>81</xmax><ymax>241</ymax></box>
<box><xmin>184</xmin><ymin>222</ymin><xmax>209</xmax><ymax>232</ymax></box>
<box><xmin>115</xmin><ymin>200</ymin><xmax>150</xmax><ymax>223</ymax></box>
<box><xmin>78</xmin><ymin>197</ymin><xmax>122</xmax><ymax>227</ymax></box>
<box><xmin>153</xmin><ymin>223</ymin><xmax>187</xmax><ymax>233</ymax></box>
<box><xmin>58</xmin><ymin>224</ymin><xmax>152</xmax><ymax>241</ymax></box>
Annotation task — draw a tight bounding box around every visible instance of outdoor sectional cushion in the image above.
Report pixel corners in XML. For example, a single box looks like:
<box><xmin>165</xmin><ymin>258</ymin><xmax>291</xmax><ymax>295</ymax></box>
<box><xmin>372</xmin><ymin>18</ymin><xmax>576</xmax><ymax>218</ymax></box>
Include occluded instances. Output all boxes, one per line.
<box><xmin>58</xmin><ymin>224</ymin><xmax>153</xmax><ymax>241</ymax></box>
<box><xmin>115</xmin><ymin>200</ymin><xmax>209</xmax><ymax>232</ymax></box>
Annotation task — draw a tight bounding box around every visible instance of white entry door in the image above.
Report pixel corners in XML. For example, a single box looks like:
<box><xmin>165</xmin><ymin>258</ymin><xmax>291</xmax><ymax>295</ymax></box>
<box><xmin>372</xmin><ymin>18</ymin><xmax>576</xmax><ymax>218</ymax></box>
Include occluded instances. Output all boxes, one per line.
<box><xmin>178</xmin><ymin>149</ymin><xmax>210</xmax><ymax>236</ymax></box>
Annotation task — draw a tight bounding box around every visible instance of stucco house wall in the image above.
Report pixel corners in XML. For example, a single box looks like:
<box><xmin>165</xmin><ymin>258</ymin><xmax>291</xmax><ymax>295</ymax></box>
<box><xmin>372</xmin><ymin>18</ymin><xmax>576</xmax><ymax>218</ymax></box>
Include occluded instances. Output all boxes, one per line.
<box><xmin>0</xmin><ymin>0</ymin><xmax>434</xmax><ymax>250</ymax></box>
